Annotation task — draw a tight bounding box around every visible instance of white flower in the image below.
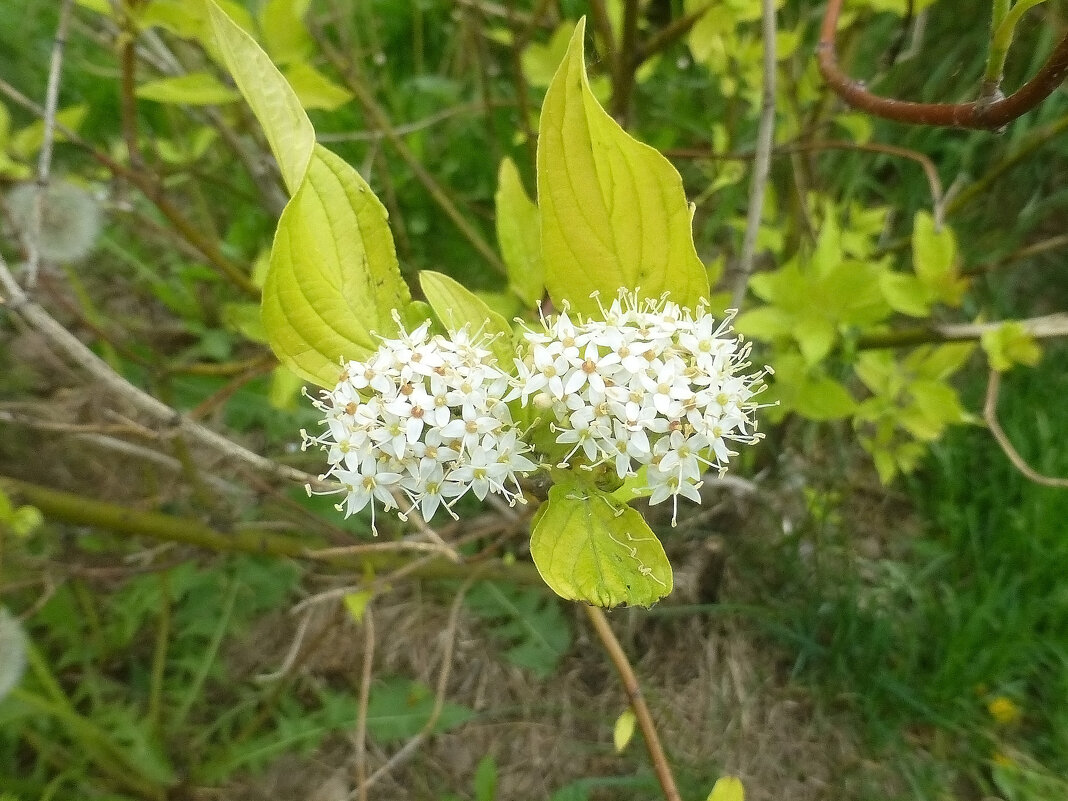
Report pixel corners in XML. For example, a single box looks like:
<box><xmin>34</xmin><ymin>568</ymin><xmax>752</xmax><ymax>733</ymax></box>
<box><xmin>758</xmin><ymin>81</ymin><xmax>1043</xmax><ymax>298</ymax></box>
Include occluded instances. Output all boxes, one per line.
<box><xmin>512</xmin><ymin>289</ymin><xmax>768</xmax><ymax>525</ymax></box>
<box><xmin>304</xmin><ymin>319</ymin><xmax>536</xmax><ymax>532</ymax></box>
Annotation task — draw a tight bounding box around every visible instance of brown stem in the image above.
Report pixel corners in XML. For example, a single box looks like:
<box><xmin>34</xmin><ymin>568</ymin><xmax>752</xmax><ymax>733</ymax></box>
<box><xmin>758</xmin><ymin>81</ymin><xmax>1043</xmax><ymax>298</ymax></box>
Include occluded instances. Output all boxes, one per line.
<box><xmin>312</xmin><ymin>25</ymin><xmax>507</xmax><ymax>275</ymax></box>
<box><xmin>584</xmin><ymin>606</ymin><xmax>682</xmax><ymax>801</ymax></box>
<box><xmin>354</xmin><ymin>605</ymin><xmax>375</xmax><ymax>801</ymax></box>
<box><xmin>818</xmin><ymin>0</ymin><xmax>1068</xmax><ymax>129</ymax></box>
<box><xmin>983</xmin><ymin>369</ymin><xmax>1068</xmax><ymax>489</ymax></box>
<box><xmin>609</xmin><ymin>0</ymin><xmax>641</xmax><ymax>122</ymax></box>
<box><xmin>635</xmin><ymin>3</ymin><xmax>713</xmax><ymax>65</ymax></box>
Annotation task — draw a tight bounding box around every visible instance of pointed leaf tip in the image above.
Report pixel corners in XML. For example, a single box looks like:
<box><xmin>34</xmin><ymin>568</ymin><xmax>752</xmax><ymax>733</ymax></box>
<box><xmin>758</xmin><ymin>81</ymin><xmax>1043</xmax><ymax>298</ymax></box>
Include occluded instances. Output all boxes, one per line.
<box><xmin>537</xmin><ymin>18</ymin><xmax>709</xmax><ymax>316</ymax></box>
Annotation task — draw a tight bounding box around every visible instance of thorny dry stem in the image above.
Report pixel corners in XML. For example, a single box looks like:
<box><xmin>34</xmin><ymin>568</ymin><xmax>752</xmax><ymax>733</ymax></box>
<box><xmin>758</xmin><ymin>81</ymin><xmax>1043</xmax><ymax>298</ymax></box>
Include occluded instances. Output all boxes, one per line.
<box><xmin>732</xmin><ymin>0</ymin><xmax>777</xmax><ymax>308</ymax></box>
<box><xmin>818</xmin><ymin>0</ymin><xmax>1068</xmax><ymax>129</ymax></box>
<box><xmin>983</xmin><ymin>369</ymin><xmax>1068</xmax><ymax>489</ymax></box>
<box><xmin>585</xmin><ymin>606</ymin><xmax>682</xmax><ymax>801</ymax></box>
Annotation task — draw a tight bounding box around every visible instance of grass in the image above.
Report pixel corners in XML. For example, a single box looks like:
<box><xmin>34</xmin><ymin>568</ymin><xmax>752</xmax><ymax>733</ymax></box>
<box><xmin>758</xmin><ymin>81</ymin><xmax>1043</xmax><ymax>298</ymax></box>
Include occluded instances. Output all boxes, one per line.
<box><xmin>756</xmin><ymin>345</ymin><xmax>1068</xmax><ymax>798</ymax></box>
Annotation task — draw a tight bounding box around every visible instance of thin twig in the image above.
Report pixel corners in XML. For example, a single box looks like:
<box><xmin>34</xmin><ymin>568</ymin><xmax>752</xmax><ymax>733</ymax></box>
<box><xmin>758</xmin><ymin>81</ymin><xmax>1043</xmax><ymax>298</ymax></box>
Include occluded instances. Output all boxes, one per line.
<box><xmin>983</xmin><ymin>369</ymin><xmax>1068</xmax><ymax>489</ymax></box>
<box><xmin>669</xmin><ymin>138</ymin><xmax>945</xmax><ymax>223</ymax></box>
<box><xmin>23</xmin><ymin>0</ymin><xmax>74</xmax><ymax>288</ymax></box>
<box><xmin>312</xmin><ymin>24</ymin><xmax>507</xmax><ymax>275</ymax></box>
<box><xmin>352</xmin><ymin>576</ymin><xmax>477</xmax><ymax>796</ymax></box>
<box><xmin>732</xmin><ymin>0</ymin><xmax>777</xmax><ymax>308</ymax></box>
<box><xmin>609</xmin><ymin>0</ymin><xmax>641</xmax><ymax>122</ymax></box>
<box><xmin>856</xmin><ymin>313</ymin><xmax>1068</xmax><ymax>350</ymax></box>
<box><xmin>254</xmin><ymin>607</ymin><xmax>316</xmax><ymax>682</ymax></box>
<box><xmin>317</xmin><ymin>104</ymin><xmax>480</xmax><ymax>142</ymax></box>
<box><xmin>353</xmin><ymin>605</ymin><xmax>375</xmax><ymax>801</ymax></box>
<box><xmin>0</xmin><ymin>77</ymin><xmax>258</xmax><ymax>296</ymax></box>
<box><xmin>584</xmin><ymin>606</ymin><xmax>681</xmax><ymax>801</ymax></box>
<box><xmin>0</xmin><ymin>249</ymin><xmax>311</xmax><ymax>486</ymax></box>
<box><xmin>817</xmin><ymin>0</ymin><xmax>1068</xmax><ymax>129</ymax></box>
<box><xmin>635</xmin><ymin>3</ymin><xmax>714</xmax><ymax>65</ymax></box>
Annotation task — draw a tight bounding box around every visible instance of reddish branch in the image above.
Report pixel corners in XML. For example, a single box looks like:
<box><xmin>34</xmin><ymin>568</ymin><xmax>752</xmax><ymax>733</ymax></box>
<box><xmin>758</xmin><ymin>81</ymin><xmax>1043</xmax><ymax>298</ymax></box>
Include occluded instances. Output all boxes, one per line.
<box><xmin>818</xmin><ymin>0</ymin><xmax>1068</xmax><ymax>129</ymax></box>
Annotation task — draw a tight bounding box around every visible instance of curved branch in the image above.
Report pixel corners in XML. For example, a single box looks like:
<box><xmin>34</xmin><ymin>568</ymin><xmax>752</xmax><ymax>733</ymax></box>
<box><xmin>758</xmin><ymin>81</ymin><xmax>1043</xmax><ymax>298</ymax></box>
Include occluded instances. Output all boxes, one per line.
<box><xmin>983</xmin><ymin>369</ymin><xmax>1068</xmax><ymax>489</ymax></box>
<box><xmin>818</xmin><ymin>0</ymin><xmax>1068</xmax><ymax>129</ymax></box>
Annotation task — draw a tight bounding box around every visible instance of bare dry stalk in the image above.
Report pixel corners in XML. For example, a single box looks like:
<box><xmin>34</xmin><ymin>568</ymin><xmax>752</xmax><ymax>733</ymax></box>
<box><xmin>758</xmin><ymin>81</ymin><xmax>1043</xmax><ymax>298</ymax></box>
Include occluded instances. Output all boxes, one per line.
<box><xmin>585</xmin><ymin>606</ymin><xmax>682</xmax><ymax>801</ymax></box>
<box><xmin>732</xmin><ymin>0</ymin><xmax>777</xmax><ymax>308</ymax></box>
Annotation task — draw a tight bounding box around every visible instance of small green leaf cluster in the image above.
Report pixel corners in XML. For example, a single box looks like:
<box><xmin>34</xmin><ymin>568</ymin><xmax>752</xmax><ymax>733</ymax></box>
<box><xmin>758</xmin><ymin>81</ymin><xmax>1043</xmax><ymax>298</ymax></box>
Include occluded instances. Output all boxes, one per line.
<box><xmin>735</xmin><ymin>203</ymin><xmax>981</xmax><ymax>482</ymax></box>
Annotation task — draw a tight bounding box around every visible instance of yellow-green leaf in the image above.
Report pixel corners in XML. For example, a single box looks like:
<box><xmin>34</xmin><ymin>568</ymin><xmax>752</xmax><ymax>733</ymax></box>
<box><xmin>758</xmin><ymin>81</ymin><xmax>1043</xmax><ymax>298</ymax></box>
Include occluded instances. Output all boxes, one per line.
<box><xmin>142</xmin><ymin>0</ymin><xmax>256</xmax><ymax>50</ymax></box>
<box><xmin>530</xmin><ymin>484</ymin><xmax>673</xmax><ymax>608</ymax></box>
<box><xmin>879</xmin><ymin>271</ymin><xmax>931</xmax><ymax>317</ymax></box>
<box><xmin>208</xmin><ymin>0</ymin><xmax>313</xmax><ymax>194</ymax></box>
<box><xmin>135</xmin><ymin>72</ymin><xmax>240</xmax><ymax>106</ymax></box>
<box><xmin>981</xmin><ymin>322</ymin><xmax>1042</xmax><ymax>372</ymax></box>
<box><xmin>264</xmin><ymin>145</ymin><xmax>411</xmax><ymax>387</ymax></box>
<box><xmin>260</xmin><ymin>0</ymin><xmax>314</xmax><ymax>64</ymax></box>
<box><xmin>537</xmin><ymin>19</ymin><xmax>709</xmax><ymax>316</ymax></box>
<box><xmin>342</xmin><ymin>590</ymin><xmax>373</xmax><ymax>623</ymax></box>
<box><xmin>912</xmin><ymin>211</ymin><xmax>965</xmax><ymax>305</ymax></box>
<box><xmin>418</xmin><ymin>270</ymin><xmax>514</xmax><ymax>369</ymax></box>
<box><xmin>284</xmin><ymin>63</ymin><xmax>354</xmax><ymax>111</ymax></box>
<box><xmin>10</xmin><ymin>105</ymin><xmax>88</xmax><ymax>160</ymax></box>
<box><xmin>613</xmin><ymin>708</ymin><xmax>637</xmax><ymax>753</ymax></box>
<box><xmin>495</xmin><ymin>158</ymin><xmax>543</xmax><ymax>307</ymax></box>
<box><xmin>706</xmin><ymin>775</ymin><xmax>745</xmax><ymax>801</ymax></box>
<box><xmin>268</xmin><ymin>365</ymin><xmax>303</xmax><ymax>410</ymax></box>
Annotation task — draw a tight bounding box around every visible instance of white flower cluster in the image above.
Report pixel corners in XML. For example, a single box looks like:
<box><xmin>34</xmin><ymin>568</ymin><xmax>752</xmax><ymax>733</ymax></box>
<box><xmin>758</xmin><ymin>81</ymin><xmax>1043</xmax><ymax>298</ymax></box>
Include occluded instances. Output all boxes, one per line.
<box><xmin>511</xmin><ymin>290</ymin><xmax>767</xmax><ymax>524</ymax></box>
<box><xmin>302</xmin><ymin>320</ymin><xmax>535</xmax><ymax>531</ymax></box>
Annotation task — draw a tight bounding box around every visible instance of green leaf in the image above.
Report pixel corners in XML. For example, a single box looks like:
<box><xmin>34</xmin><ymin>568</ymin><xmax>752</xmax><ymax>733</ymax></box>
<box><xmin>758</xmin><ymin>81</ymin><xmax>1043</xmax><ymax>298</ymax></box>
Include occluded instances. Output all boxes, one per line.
<box><xmin>530</xmin><ymin>484</ymin><xmax>673</xmax><ymax>608</ymax></box>
<box><xmin>733</xmin><ymin>305</ymin><xmax>794</xmax><ymax>341</ymax></box>
<box><xmin>464</xmin><ymin>580</ymin><xmax>572</xmax><ymax>678</ymax></box>
<box><xmin>879</xmin><ymin>271</ymin><xmax>931</xmax><ymax>317</ymax></box>
<box><xmin>419</xmin><ymin>271</ymin><xmax>513</xmax><ymax>369</ymax></box>
<box><xmin>221</xmin><ymin>301</ymin><xmax>267</xmax><ymax>343</ymax></box>
<box><xmin>267</xmin><ymin>365</ymin><xmax>303</xmax><ymax>410</ymax></box>
<box><xmin>474</xmin><ymin>754</ymin><xmax>498</xmax><ymax>801</ymax></box>
<box><xmin>794</xmin><ymin>314</ymin><xmax>836</xmax><ymax>365</ymax></box>
<box><xmin>495</xmin><ymin>158</ymin><xmax>544</xmax><ymax>307</ymax></box>
<box><xmin>795</xmin><ymin>374</ymin><xmax>857</xmax><ymax>420</ymax></box>
<box><xmin>342</xmin><ymin>590</ymin><xmax>373</xmax><ymax>624</ymax></box>
<box><xmin>613</xmin><ymin>708</ymin><xmax>637</xmax><ymax>752</ymax></box>
<box><xmin>9</xmin><ymin>506</ymin><xmax>43</xmax><ymax>538</ymax></box>
<box><xmin>914</xmin><ymin>213</ymin><xmax>956</xmax><ymax>288</ymax></box>
<box><xmin>283</xmin><ymin>63</ymin><xmax>354</xmax><ymax>111</ymax></box>
<box><xmin>10</xmin><ymin>105</ymin><xmax>87</xmax><ymax>160</ymax></box>
<box><xmin>142</xmin><ymin>0</ymin><xmax>257</xmax><ymax>53</ymax></box>
<box><xmin>264</xmin><ymin>145</ymin><xmax>412</xmax><ymax>387</ymax></box>
<box><xmin>907</xmin><ymin>342</ymin><xmax>976</xmax><ymax>380</ymax></box>
<box><xmin>706</xmin><ymin>776</ymin><xmax>745</xmax><ymax>801</ymax></box>
<box><xmin>259</xmin><ymin>0</ymin><xmax>314</xmax><ymax>64</ymax></box>
<box><xmin>208</xmin><ymin>0</ymin><xmax>314</xmax><ymax>194</ymax></box>
<box><xmin>981</xmin><ymin>322</ymin><xmax>1042</xmax><ymax>372</ymax></box>
<box><xmin>537</xmin><ymin>19</ymin><xmax>709</xmax><ymax>316</ymax></box>
<box><xmin>135</xmin><ymin>72</ymin><xmax>240</xmax><ymax>105</ymax></box>
<box><xmin>365</xmin><ymin>677</ymin><xmax>475</xmax><ymax>743</ymax></box>
<box><xmin>912</xmin><ymin>211</ymin><xmax>968</xmax><ymax>306</ymax></box>
<box><xmin>767</xmin><ymin>353</ymin><xmax>856</xmax><ymax>421</ymax></box>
